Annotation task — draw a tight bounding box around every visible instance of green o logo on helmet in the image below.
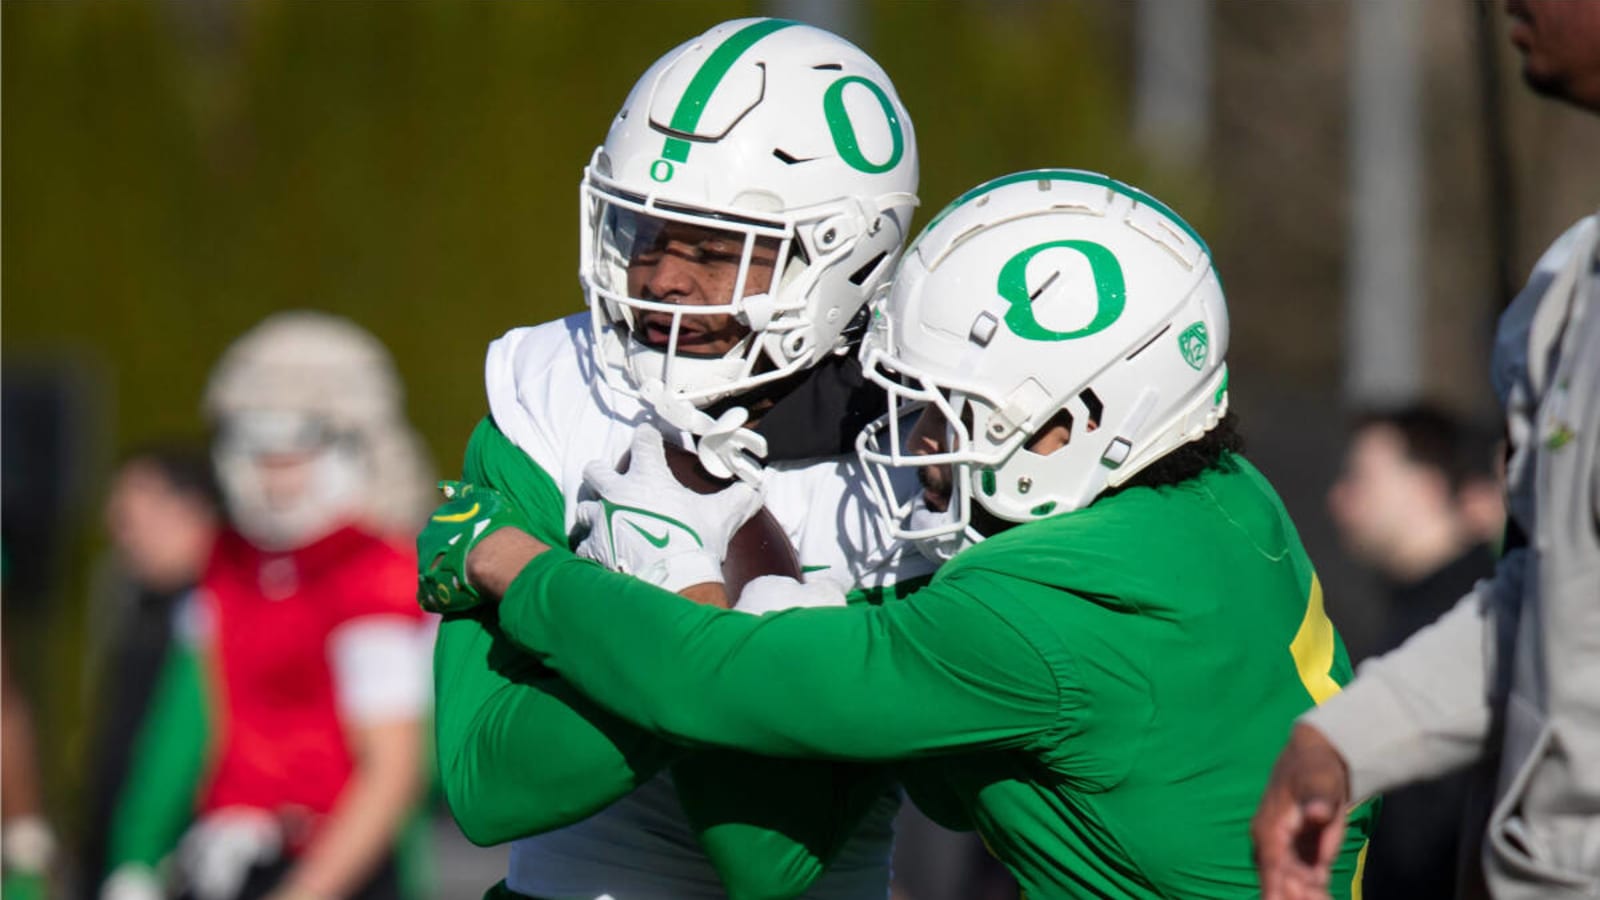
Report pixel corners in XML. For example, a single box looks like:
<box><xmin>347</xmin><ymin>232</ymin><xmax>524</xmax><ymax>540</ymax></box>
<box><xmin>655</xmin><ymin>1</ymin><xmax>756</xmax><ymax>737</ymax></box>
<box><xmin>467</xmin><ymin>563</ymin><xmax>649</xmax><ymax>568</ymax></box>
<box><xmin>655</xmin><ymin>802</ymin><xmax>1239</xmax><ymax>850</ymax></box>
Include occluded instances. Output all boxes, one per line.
<box><xmin>996</xmin><ymin>240</ymin><xmax>1126</xmax><ymax>341</ymax></box>
<box><xmin>823</xmin><ymin>76</ymin><xmax>905</xmax><ymax>174</ymax></box>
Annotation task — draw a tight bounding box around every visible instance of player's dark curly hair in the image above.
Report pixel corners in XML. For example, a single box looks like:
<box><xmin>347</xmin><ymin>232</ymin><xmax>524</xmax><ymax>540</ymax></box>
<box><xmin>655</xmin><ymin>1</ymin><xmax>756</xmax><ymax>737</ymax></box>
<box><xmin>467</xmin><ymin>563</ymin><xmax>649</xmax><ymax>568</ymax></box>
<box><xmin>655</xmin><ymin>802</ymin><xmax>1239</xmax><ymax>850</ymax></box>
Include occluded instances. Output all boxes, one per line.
<box><xmin>1110</xmin><ymin>410</ymin><xmax>1245</xmax><ymax>494</ymax></box>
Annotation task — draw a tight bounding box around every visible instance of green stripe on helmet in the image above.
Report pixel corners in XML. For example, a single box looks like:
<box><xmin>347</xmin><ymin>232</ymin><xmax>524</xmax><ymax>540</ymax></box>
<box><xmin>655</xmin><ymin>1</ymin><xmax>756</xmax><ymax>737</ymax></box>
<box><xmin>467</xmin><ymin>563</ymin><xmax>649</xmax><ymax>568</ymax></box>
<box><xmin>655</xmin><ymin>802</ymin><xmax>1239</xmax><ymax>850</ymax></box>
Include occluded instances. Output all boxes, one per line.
<box><xmin>913</xmin><ymin>169</ymin><xmax>1211</xmax><ymax>258</ymax></box>
<box><xmin>660</xmin><ymin>19</ymin><xmax>799</xmax><ymax>165</ymax></box>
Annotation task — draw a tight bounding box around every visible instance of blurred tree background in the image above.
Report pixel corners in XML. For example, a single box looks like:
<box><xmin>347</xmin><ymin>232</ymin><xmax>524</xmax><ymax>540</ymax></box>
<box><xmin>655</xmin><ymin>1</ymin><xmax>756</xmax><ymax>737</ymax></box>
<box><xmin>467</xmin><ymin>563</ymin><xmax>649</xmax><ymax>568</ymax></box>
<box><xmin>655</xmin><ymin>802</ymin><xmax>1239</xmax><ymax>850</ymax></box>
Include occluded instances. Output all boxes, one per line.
<box><xmin>3</xmin><ymin>0</ymin><xmax>1598</xmax><ymax>853</ymax></box>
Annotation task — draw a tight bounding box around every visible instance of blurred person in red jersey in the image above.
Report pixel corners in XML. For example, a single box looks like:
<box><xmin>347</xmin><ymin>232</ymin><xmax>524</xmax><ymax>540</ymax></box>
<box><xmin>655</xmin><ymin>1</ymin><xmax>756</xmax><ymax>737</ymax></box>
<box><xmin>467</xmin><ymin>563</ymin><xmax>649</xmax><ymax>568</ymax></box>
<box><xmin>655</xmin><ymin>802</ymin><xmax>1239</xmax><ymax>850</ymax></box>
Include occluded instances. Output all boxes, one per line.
<box><xmin>1325</xmin><ymin>406</ymin><xmax>1503</xmax><ymax>900</ymax></box>
<box><xmin>100</xmin><ymin>312</ymin><xmax>434</xmax><ymax>900</ymax></box>
<box><xmin>1253</xmin><ymin>1</ymin><xmax>1600</xmax><ymax>897</ymax></box>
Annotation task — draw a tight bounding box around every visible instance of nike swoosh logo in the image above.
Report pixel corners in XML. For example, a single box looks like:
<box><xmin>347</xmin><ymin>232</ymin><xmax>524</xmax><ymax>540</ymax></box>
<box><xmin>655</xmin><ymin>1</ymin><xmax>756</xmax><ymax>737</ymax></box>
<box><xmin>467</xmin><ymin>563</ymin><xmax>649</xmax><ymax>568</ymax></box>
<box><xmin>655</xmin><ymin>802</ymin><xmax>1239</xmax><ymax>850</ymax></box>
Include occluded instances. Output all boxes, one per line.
<box><xmin>626</xmin><ymin>521</ymin><xmax>672</xmax><ymax>549</ymax></box>
<box><xmin>801</xmin><ymin>564</ymin><xmax>832</xmax><ymax>573</ymax></box>
<box><xmin>432</xmin><ymin>502</ymin><xmax>480</xmax><ymax>523</ymax></box>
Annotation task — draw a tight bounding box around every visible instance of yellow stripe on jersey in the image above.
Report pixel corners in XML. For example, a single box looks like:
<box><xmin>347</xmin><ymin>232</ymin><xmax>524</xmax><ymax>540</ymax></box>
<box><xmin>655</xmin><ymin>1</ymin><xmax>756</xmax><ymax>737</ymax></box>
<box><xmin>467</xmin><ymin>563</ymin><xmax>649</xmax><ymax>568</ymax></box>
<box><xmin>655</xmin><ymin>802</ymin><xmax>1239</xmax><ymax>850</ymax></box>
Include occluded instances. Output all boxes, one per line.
<box><xmin>1352</xmin><ymin>837</ymin><xmax>1369</xmax><ymax>900</ymax></box>
<box><xmin>1289</xmin><ymin>574</ymin><xmax>1341</xmax><ymax>704</ymax></box>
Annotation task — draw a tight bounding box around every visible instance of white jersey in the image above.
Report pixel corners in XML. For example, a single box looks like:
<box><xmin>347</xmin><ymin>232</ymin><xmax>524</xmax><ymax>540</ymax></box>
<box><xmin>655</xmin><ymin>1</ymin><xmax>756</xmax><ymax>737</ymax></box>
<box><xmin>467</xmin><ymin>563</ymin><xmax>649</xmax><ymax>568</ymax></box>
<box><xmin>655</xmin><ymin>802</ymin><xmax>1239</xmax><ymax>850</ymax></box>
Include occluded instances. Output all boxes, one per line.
<box><xmin>484</xmin><ymin>313</ymin><xmax>933</xmax><ymax>900</ymax></box>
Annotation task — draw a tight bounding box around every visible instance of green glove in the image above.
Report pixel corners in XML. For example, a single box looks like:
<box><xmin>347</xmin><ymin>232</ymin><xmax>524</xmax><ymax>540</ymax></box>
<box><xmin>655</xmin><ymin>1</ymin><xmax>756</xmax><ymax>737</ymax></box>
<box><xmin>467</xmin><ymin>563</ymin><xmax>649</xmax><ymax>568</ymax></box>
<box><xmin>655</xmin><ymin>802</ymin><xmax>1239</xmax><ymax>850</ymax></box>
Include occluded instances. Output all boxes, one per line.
<box><xmin>417</xmin><ymin>480</ymin><xmax>532</xmax><ymax>613</ymax></box>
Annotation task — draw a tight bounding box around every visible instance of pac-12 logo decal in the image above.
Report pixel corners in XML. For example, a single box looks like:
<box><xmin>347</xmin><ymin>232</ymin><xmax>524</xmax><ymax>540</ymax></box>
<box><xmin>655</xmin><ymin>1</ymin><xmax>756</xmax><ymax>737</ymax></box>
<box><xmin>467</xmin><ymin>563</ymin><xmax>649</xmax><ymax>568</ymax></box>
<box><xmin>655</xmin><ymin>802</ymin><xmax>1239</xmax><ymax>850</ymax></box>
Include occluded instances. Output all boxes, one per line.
<box><xmin>1178</xmin><ymin>321</ymin><xmax>1209</xmax><ymax>369</ymax></box>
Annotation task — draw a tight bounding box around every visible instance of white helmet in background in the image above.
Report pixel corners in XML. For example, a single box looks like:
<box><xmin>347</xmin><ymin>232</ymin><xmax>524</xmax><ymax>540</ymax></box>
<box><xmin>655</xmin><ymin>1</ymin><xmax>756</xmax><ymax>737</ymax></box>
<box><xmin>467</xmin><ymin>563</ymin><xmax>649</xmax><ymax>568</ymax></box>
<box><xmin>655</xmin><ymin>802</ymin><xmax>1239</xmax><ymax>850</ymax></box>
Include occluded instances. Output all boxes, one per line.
<box><xmin>582</xmin><ymin>17</ymin><xmax>919</xmax><ymax>408</ymax></box>
<box><xmin>857</xmin><ymin>169</ymin><xmax>1230</xmax><ymax>555</ymax></box>
<box><xmin>204</xmin><ymin>311</ymin><xmax>432</xmax><ymax>550</ymax></box>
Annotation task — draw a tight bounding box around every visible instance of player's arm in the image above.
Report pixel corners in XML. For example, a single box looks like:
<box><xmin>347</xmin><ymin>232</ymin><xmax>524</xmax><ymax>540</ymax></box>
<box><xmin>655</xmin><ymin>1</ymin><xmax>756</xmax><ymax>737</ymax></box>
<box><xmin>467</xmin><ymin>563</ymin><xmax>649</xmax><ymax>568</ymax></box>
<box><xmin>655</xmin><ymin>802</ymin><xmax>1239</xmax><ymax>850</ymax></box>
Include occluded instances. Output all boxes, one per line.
<box><xmin>674</xmin><ymin>753</ymin><xmax>898</xmax><ymax>899</ymax></box>
<box><xmin>485</xmin><ymin>544</ymin><xmax>1065</xmax><ymax>760</ymax></box>
<box><xmin>102</xmin><ymin>612</ymin><xmax>209</xmax><ymax>891</ymax></box>
<box><xmin>1302</xmin><ymin>553</ymin><xmax>1523</xmax><ymax>798</ymax></box>
<box><xmin>448</xmin><ymin>422</ymin><xmax>904</xmax><ymax>896</ymax></box>
<box><xmin>1253</xmin><ymin>551</ymin><xmax>1523</xmax><ymax>898</ymax></box>
<box><xmin>432</xmin><ymin>418</ymin><xmax>680</xmax><ymax>844</ymax></box>
<box><xmin>275</xmin><ymin>614</ymin><xmax>427</xmax><ymax>898</ymax></box>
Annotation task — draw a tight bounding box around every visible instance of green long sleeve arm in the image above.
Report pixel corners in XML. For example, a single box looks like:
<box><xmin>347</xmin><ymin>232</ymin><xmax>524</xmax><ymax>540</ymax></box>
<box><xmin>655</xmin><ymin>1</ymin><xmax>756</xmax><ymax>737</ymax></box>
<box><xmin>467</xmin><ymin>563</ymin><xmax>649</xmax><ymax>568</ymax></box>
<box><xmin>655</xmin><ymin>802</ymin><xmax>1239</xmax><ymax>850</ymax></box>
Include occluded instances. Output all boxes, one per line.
<box><xmin>672</xmin><ymin>751</ymin><xmax>899</xmax><ymax>898</ymax></box>
<box><xmin>434</xmin><ymin>419</ymin><xmax>678</xmax><ymax>845</ymax></box>
<box><xmin>105</xmin><ymin>633</ymin><xmax>207</xmax><ymax>873</ymax></box>
<box><xmin>498</xmin><ymin>549</ymin><xmax>1067</xmax><ymax>761</ymax></box>
<box><xmin>439</xmin><ymin>417</ymin><xmax>894</xmax><ymax>900</ymax></box>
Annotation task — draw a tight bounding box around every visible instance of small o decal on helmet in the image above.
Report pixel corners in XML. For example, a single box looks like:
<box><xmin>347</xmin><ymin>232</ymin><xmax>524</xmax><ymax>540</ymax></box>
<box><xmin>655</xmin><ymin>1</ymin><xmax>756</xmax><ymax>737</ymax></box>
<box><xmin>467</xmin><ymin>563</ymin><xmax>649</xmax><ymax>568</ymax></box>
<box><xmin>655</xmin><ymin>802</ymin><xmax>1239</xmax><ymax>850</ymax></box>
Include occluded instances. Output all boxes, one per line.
<box><xmin>650</xmin><ymin>159</ymin><xmax>675</xmax><ymax>183</ymax></box>
<box><xmin>823</xmin><ymin>76</ymin><xmax>904</xmax><ymax>175</ymax></box>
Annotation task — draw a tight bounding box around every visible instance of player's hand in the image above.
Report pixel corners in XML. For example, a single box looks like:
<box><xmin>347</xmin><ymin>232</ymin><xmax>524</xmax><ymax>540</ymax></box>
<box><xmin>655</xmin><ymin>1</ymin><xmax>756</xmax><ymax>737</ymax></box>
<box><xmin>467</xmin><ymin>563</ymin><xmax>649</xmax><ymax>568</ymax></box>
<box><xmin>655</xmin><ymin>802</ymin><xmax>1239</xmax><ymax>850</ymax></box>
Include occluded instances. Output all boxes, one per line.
<box><xmin>575</xmin><ymin>424</ymin><xmax>763</xmax><ymax>593</ymax></box>
<box><xmin>416</xmin><ymin>480</ymin><xmax>532</xmax><ymax>613</ymax></box>
<box><xmin>100</xmin><ymin>864</ymin><xmax>162</xmax><ymax>900</ymax></box>
<box><xmin>1252</xmin><ymin>723</ymin><xmax>1351</xmax><ymax>900</ymax></box>
<box><xmin>177</xmin><ymin>810</ymin><xmax>281</xmax><ymax>900</ymax></box>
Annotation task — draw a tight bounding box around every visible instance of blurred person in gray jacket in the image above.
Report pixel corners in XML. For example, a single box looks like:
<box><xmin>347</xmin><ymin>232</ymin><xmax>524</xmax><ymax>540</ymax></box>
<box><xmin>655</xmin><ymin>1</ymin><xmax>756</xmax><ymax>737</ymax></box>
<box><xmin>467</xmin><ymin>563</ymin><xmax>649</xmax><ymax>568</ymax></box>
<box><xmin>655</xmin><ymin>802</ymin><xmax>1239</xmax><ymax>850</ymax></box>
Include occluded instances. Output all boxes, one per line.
<box><xmin>1252</xmin><ymin>1</ymin><xmax>1600</xmax><ymax>898</ymax></box>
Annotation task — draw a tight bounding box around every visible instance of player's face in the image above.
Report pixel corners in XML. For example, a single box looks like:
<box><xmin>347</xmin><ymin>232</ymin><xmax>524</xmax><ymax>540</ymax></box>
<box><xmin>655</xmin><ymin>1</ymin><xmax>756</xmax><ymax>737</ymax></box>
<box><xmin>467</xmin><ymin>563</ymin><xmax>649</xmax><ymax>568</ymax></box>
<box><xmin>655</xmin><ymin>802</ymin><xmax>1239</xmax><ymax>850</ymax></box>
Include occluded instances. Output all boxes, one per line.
<box><xmin>909</xmin><ymin>405</ymin><xmax>955</xmax><ymax>512</ymax></box>
<box><xmin>624</xmin><ymin>219</ymin><xmax>781</xmax><ymax>356</ymax></box>
<box><xmin>1506</xmin><ymin>0</ymin><xmax>1600</xmax><ymax>110</ymax></box>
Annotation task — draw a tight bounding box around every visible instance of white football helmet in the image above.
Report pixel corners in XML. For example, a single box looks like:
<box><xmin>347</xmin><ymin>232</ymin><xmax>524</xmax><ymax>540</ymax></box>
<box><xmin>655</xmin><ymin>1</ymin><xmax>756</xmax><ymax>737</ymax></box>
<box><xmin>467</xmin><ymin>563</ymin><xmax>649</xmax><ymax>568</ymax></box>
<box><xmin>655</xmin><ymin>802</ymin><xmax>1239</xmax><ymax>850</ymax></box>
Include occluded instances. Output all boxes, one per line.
<box><xmin>204</xmin><ymin>311</ymin><xmax>432</xmax><ymax>549</ymax></box>
<box><xmin>857</xmin><ymin>169</ymin><xmax>1230</xmax><ymax>553</ymax></box>
<box><xmin>582</xmin><ymin>17</ymin><xmax>919</xmax><ymax>408</ymax></box>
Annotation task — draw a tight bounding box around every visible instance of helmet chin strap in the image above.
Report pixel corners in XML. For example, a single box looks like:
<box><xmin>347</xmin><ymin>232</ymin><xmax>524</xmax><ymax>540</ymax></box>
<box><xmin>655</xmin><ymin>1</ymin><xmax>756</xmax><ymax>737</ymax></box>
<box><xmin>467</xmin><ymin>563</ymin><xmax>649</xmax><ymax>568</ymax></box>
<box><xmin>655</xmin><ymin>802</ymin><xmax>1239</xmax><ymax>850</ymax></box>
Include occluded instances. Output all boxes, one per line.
<box><xmin>639</xmin><ymin>378</ymin><xmax>770</xmax><ymax>485</ymax></box>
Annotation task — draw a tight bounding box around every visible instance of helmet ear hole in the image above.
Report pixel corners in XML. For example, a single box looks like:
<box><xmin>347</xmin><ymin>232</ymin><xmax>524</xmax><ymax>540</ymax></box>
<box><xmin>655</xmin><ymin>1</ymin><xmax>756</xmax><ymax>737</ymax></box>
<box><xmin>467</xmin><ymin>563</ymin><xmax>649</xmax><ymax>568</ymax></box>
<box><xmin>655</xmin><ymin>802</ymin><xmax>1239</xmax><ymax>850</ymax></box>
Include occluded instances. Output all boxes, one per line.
<box><xmin>1026</xmin><ymin>409</ymin><xmax>1076</xmax><ymax>458</ymax></box>
<box><xmin>1076</xmin><ymin>389</ymin><xmax>1104</xmax><ymax>431</ymax></box>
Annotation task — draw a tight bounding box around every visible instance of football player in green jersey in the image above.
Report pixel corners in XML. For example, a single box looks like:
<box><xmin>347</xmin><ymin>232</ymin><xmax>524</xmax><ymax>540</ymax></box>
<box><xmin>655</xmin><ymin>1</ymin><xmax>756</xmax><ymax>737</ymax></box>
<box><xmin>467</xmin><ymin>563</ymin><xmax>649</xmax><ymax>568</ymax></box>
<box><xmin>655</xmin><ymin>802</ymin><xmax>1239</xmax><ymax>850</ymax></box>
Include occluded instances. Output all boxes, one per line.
<box><xmin>425</xmin><ymin>169</ymin><xmax>1377</xmax><ymax>898</ymax></box>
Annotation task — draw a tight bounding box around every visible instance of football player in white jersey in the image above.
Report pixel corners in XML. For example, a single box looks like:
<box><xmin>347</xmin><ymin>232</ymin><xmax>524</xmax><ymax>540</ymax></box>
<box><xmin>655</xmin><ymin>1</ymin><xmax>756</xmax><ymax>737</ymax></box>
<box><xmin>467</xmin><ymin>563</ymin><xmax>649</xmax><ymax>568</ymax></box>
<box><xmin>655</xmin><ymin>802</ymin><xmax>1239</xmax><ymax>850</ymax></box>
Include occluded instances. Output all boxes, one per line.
<box><xmin>425</xmin><ymin>18</ymin><xmax>933</xmax><ymax>900</ymax></box>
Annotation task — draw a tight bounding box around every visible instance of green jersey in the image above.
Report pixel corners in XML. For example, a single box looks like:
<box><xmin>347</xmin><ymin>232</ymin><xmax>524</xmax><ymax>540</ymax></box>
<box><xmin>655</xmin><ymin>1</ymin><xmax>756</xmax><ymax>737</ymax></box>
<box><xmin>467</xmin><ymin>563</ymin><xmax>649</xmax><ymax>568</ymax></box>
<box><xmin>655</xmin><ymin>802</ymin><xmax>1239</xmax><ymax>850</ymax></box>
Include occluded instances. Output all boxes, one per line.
<box><xmin>494</xmin><ymin>452</ymin><xmax>1375</xmax><ymax>898</ymax></box>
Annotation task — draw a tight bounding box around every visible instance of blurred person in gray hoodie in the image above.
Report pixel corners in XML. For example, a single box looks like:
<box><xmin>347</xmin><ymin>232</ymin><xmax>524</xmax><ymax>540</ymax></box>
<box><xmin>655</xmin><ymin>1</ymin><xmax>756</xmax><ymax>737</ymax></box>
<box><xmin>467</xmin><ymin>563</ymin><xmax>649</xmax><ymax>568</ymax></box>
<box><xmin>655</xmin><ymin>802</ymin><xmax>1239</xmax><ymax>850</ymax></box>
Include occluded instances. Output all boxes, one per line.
<box><xmin>1253</xmin><ymin>2</ymin><xmax>1600</xmax><ymax>898</ymax></box>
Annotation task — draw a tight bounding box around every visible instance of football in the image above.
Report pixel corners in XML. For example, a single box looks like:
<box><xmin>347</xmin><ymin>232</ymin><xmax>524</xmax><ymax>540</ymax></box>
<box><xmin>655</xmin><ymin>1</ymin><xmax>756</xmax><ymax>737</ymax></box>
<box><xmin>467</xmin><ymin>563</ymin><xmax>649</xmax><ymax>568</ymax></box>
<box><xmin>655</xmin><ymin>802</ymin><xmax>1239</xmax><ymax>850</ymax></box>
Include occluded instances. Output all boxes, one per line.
<box><xmin>618</xmin><ymin>440</ymin><xmax>801</xmax><ymax>602</ymax></box>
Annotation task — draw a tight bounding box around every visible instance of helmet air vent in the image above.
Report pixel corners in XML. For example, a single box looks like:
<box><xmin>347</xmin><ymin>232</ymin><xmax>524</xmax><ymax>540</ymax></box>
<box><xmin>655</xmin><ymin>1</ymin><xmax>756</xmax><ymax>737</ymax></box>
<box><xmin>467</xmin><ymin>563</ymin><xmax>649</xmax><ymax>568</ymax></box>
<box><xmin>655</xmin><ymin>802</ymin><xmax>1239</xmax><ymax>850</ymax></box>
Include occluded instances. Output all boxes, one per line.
<box><xmin>1125</xmin><ymin>324</ymin><xmax>1172</xmax><ymax>361</ymax></box>
<box><xmin>772</xmin><ymin>148</ymin><xmax>815</xmax><ymax>165</ymax></box>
